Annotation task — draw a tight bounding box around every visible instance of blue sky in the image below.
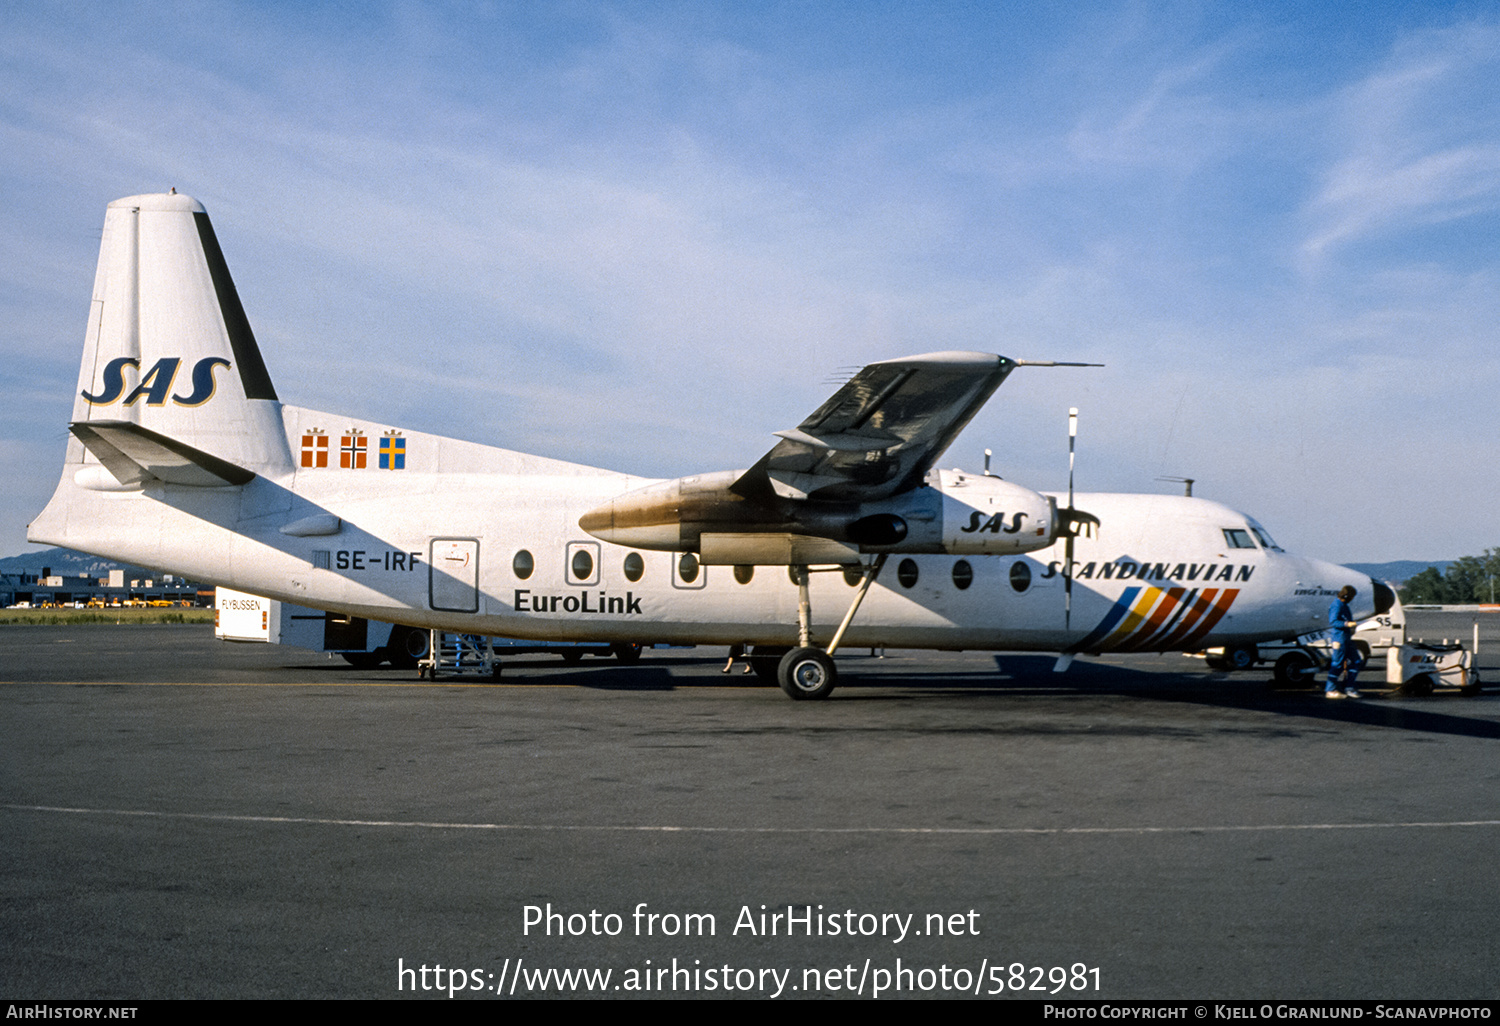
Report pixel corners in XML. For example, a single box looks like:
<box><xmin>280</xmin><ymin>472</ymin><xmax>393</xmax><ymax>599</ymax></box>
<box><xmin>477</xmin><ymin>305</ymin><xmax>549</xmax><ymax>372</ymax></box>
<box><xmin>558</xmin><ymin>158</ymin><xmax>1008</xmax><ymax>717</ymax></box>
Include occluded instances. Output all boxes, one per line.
<box><xmin>3</xmin><ymin>1</ymin><xmax>1499</xmax><ymax>564</ymax></box>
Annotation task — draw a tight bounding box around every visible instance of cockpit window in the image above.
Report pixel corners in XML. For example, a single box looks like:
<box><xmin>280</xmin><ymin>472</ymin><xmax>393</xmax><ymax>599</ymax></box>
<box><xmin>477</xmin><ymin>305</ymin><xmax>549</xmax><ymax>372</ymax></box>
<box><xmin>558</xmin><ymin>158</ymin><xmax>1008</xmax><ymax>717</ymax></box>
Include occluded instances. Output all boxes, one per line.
<box><xmin>1251</xmin><ymin>527</ymin><xmax>1283</xmax><ymax>552</ymax></box>
<box><xmin>1223</xmin><ymin>528</ymin><xmax>1256</xmax><ymax>549</ymax></box>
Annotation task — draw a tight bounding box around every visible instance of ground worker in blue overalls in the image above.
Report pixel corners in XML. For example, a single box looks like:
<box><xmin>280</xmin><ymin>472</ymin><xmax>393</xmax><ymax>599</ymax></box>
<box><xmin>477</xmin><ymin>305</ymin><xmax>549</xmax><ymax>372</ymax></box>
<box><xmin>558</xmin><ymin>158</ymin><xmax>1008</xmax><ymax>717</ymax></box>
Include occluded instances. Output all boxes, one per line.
<box><xmin>1326</xmin><ymin>584</ymin><xmax>1361</xmax><ymax>699</ymax></box>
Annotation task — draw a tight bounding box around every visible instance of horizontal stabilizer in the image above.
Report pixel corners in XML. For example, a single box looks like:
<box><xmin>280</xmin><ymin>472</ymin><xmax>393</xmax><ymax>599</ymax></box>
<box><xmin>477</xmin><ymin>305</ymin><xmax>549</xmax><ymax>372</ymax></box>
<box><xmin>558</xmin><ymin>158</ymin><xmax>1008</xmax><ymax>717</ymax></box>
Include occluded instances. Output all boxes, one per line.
<box><xmin>71</xmin><ymin>421</ymin><xmax>255</xmax><ymax>487</ymax></box>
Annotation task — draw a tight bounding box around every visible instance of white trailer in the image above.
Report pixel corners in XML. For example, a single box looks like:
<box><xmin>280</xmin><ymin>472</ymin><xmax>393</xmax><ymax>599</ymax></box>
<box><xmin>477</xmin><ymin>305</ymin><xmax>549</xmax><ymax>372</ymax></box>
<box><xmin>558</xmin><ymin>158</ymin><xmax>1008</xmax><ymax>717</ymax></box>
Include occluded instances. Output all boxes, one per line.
<box><xmin>1385</xmin><ymin>642</ymin><xmax>1479</xmax><ymax>694</ymax></box>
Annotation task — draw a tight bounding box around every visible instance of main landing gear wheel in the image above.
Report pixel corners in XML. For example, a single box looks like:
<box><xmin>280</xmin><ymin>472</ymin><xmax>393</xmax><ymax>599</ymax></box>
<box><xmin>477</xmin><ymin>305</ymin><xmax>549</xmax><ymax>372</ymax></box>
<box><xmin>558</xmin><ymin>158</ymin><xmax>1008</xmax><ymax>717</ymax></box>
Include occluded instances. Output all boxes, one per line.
<box><xmin>390</xmin><ymin>626</ymin><xmax>430</xmax><ymax>669</ymax></box>
<box><xmin>1273</xmin><ymin>650</ymin><xmax>1317</xmax><ymax>688</ymax></box>
<box><xmin>749</xmin><ymin>645</ymin><xmax>789</xmax><ymax>685</ymax></box>
<box><xmin>778</xmin><ymin>647</ymin><xmax>837</xmax><ymax>700</ymax></box>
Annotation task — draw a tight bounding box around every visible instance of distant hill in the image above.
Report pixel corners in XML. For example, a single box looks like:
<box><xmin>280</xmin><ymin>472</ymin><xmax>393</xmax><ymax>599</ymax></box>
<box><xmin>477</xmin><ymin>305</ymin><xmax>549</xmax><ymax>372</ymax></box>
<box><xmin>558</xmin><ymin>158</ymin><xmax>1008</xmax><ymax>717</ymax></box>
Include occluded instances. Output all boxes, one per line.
<box><xmin>1345</xmin><ymin>561</ymin><xmax>1451</xmax><ymax>585</ymax></box>
<box><xmin>0</xmin><ymin>546</ymin><xmax>159</xmax><ymax>580</ymax></box>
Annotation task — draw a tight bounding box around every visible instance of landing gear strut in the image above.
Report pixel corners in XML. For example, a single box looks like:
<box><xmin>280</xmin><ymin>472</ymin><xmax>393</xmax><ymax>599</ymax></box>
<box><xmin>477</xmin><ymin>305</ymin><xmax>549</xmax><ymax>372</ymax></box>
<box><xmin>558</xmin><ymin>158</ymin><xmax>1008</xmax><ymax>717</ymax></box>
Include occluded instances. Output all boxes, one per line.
<box><xmin>774</xmin><ymin>555</ymin><xmax>887</xmax><ymax>700</ymax></box>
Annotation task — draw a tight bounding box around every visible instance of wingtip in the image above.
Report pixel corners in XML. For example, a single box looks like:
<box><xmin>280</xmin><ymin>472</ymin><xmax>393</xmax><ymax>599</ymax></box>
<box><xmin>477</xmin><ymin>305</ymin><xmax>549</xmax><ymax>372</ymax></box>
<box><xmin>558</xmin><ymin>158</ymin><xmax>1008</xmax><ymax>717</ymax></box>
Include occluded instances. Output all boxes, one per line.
<box><xmin>870</xmin><ymin>351</ymin><xmax>1006</xmax><ymax>370</ymax></box>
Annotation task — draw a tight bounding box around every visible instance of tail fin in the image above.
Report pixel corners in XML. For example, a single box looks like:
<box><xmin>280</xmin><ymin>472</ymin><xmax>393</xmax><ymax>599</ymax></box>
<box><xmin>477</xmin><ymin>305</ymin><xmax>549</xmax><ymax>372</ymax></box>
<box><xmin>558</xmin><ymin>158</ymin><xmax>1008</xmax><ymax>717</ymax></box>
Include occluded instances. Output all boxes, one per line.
<box><xmin>68</xmin><ymin>193</ymin><xmax>290</xmax><ymax>479</ymax></box>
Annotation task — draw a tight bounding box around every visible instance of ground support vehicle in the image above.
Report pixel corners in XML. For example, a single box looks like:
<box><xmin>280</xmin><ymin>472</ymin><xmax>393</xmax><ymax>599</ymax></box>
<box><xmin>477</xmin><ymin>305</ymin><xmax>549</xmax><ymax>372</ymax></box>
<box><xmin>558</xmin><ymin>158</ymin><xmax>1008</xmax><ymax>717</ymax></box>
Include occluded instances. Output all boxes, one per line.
<box><xmin>1385</xmin><ymin>642</ymin><xmax>1480</xmax><ymax>695</ymax></box>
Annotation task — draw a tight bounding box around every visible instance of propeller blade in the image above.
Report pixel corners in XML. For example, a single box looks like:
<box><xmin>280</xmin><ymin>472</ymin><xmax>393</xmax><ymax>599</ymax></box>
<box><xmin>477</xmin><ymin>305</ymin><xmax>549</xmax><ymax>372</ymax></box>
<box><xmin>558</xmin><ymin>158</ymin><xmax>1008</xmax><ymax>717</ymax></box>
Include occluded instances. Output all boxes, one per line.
<box><xmin>1068</xmin><ymin>407</ymin><xmax>1077</xmax><ymax>510</ymax></box>
<box><xmin>1064</xmin><ymin>533</ymin><xmax>1074</xmax><ymax>631</ymax></box>
<box><xmin>1064</xmin><ymin>407</ymin><xmax>1078</xmax><ymax>631</ymax></box>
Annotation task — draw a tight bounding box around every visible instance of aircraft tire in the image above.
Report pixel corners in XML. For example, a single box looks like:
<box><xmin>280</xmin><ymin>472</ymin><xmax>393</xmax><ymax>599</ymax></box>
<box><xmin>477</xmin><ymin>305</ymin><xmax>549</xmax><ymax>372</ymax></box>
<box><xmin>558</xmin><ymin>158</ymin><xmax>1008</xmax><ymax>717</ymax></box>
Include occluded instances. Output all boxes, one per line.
<box><xmin>1273</xmin><ymin>650</ymin><xmax>1316</xmax><ymax>688</ymax></box>
<box><xmin>749</xmin><ymin>646</ymin><xmax>789</xmax><ymax>684</ymax></box>
<box><xmin>1224</xmin><ymin>644</ymin><xmax>1258</xmax><ymax>672</ymax></box>
<box><xmin>388</xmin><ymin>627</ymin><xmax>430</xmax><ymax>669</ymax></box>
<box><xmin>1401</xmin><ymin>673</ymin><xmax>1436</xmax><ymax>697</ymax></box>
<box><xmin>561</xmin><ymin>650</ymin><xmax>585</xmax><ymax>663</ymax></box>
<box><xmin>1351</xmin><ymin>640</ymin><xmax>1371</xmax><ymax>667</ymax></box>
<box><xmin>778</xmin><ymin>647</ymin><xmax>837</xmax><ymax>700</ymax></box>
<box><xmin>611</xmin><ymin>643</ymin><xmax>643</xmax><ymax>663</ymax></box>
<box><xmin>342</xmin><ymin>652</ymin><xmax>382</xmax><ymax>669</ymax></box>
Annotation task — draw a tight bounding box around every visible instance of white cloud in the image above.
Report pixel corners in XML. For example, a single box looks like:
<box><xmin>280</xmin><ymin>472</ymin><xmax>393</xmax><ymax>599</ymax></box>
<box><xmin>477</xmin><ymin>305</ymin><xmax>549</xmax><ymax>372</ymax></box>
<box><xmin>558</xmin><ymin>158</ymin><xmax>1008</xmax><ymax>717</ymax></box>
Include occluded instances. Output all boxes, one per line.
<box><xmin>1299</xmin><ymin>21</ymin><xmax>1500</xmax><ymax>266</ymax></box>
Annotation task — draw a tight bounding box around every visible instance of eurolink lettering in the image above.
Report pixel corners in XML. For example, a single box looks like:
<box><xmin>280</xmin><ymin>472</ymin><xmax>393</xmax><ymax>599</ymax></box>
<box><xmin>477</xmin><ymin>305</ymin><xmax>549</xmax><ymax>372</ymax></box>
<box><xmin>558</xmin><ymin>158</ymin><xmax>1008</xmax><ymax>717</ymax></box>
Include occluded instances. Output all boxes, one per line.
<box><xmin>515</xmin><ymin>590</ymin><xmax>643</xmax><ymax>615</ymax></box>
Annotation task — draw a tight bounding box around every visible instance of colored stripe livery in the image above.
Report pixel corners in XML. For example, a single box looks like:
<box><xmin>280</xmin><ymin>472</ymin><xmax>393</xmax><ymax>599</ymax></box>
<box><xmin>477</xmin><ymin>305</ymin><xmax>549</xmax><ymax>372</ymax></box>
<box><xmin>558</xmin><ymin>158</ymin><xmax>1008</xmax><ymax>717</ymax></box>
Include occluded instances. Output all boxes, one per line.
<box><xmin>1073</xmin><ymin>586</ymin><xmax>1240</xmax><ymax>653</ymax></box>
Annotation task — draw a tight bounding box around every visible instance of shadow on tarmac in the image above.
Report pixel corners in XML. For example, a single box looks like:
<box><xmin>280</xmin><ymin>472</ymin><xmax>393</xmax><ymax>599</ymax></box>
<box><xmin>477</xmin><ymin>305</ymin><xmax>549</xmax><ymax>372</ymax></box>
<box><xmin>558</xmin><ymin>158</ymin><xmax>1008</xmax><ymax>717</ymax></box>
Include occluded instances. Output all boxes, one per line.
<box><xmin>300</xmin><ymin>650</ymin><xmax>1500</xmax><ymax>740</ymax></box>
<box><xmin>967</xmin><ymin>654</ymin><xmax>1500</xmax><ymax>742</ymax></box>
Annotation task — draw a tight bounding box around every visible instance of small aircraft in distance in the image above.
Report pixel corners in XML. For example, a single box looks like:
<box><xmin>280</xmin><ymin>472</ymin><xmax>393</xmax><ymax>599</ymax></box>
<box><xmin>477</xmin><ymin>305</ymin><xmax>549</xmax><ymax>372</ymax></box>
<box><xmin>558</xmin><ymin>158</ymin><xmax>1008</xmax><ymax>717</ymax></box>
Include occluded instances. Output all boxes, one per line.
<box><xmin>29</xmin><ymin>193</ymin><xmax>1391</xmax><ymax>698</ymax></box>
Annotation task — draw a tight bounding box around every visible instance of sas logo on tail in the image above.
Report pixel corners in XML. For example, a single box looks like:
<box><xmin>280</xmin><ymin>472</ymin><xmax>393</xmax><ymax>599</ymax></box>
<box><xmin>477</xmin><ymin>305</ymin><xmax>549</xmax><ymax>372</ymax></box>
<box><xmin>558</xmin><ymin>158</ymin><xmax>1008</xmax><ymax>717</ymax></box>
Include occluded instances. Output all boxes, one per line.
<box><xmin>82</xmin><ymin>357</ymin><xmax>230</xmax><ymax>407</ymax></box>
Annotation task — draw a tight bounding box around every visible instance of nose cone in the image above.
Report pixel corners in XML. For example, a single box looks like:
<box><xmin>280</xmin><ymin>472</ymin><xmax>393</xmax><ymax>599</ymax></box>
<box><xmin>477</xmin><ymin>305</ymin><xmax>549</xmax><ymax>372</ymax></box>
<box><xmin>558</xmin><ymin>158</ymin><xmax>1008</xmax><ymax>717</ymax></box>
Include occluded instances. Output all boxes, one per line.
<box><xmin>1299</xmin><ymin>558</ymin><xmax>1387</xmax><ymax>619</ymax></box>
<box><xmin>579</xmin><ymin>480</ymin><xmax>686</xmax><ymax>550</ymax></box>
<box><xmin>576</xmin><ymin>503</ymin><xmax>613</xmax><ymax>537</ymax></box>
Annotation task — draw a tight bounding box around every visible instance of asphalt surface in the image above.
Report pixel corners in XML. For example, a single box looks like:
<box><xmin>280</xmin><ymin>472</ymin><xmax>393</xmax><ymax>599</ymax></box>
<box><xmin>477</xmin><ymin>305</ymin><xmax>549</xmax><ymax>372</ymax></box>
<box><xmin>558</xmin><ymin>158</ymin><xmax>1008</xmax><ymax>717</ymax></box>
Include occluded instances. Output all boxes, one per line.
<box><xmin>3</xmin><ymin>612</ymin><xmax>1498</xmax><ymax>1000</ymax></box>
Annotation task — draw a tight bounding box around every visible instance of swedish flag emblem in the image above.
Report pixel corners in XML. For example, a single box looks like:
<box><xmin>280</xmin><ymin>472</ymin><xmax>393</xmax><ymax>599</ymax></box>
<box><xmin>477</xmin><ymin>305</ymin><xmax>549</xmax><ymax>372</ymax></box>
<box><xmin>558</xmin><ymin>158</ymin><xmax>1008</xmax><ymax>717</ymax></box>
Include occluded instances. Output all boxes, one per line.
<box><xmin>379</xmin><ymin>435</ymin><xmax>406</xmax><ymax>470</ymax></box>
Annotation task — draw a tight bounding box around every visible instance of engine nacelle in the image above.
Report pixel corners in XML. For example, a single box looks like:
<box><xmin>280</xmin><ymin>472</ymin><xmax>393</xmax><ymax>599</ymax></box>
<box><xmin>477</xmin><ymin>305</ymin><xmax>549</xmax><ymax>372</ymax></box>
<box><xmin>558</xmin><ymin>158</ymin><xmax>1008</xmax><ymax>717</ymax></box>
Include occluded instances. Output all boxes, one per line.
<box><xmin>934</xmin><ymin>469</ymin><xmax>1058</xmax><ymax>555</ymax></box>
<box><xmin>578</xmin><ymin>467</ymin><xmax>1062</xmax><ymax>562</ymax></box>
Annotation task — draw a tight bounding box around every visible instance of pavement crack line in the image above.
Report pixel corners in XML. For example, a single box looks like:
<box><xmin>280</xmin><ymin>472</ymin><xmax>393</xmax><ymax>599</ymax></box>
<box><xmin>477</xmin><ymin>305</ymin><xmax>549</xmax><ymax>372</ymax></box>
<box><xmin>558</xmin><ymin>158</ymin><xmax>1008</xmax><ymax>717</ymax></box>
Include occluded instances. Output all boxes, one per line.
<box><xmin>5</xmin><ymin>803</ymin><xmax>1500</xmax><ymax>836</ymax></box>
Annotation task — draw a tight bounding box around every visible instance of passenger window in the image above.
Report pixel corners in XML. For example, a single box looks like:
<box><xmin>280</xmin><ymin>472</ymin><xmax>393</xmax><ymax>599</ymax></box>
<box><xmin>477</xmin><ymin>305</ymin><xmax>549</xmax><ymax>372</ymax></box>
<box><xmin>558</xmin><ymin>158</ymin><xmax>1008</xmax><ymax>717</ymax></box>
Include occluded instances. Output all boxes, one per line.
<box><xmin>1222</xmin><ymin>529</ymin><xmax>1256</xmax><ymax>549</ymax></box>
<box><xmin>565</xmin><ymin>541</ymin><xmax>601</xmax><ymax>586</ymax></box>
<box><xmin>678</xmin><ymin>552</ymin><xmax>700</xmax><ymax>584</ymax></box>
<box><xmin>571</xmin><ymin>548</ymin><xmax>594</xmax><ymax>581</ymax></box>
<box><xmin>843</xmin><ymin>566</ymin><xmax>862</xmax><ymax>587</ymax></box>
<box><xmin>623</xmin><ymin>552</ymin><xmax>644</xmax><ymax>582</ymax></box>
<box><xmin>897</xmin><ymin>559</ymin><xmax>919</xmax><ymax>589</ymax></box>
<box><xmin>734</xmin><ymin>564</ymin><xmax>754</xmax><ymax>585</ymax></box>
<box><xmin>1009</xmin><ymin>561</ymin><xmax>1031</xmax><ymax>593</ymax></box>
<box><xmin>512</xmin><ymin>549</ymin><xmax>534</xmax><ymax>580</ymax></box>
<box><xmin>952</xmin><ymin>560</ymin><xmax>973</xmax><ymax>590</ymax></box>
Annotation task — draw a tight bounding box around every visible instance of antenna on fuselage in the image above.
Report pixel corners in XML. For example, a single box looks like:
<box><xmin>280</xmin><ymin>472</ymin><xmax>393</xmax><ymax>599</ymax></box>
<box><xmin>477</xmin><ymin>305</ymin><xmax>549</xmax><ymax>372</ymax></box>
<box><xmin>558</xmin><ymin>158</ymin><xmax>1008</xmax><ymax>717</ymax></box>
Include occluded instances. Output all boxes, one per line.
<box><xmin>1157</xmin><ymin>476</ymin><xmax>1194</xmax><ymax>497</ymax></box>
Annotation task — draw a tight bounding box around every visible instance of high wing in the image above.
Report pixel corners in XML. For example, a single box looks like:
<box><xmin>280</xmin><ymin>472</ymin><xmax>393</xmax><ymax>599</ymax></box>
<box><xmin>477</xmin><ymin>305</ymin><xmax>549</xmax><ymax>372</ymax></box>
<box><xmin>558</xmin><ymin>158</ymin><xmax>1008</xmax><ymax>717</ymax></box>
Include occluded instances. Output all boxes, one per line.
<box><xmin>732</xmin><ymin>352</ymin><xmax>1015</xmax><ymax>503</ymax></box>
<box><xmin>579</xmin><ymin>350</ymin><xmax>1046</xmax><ymax>563</ymax></box>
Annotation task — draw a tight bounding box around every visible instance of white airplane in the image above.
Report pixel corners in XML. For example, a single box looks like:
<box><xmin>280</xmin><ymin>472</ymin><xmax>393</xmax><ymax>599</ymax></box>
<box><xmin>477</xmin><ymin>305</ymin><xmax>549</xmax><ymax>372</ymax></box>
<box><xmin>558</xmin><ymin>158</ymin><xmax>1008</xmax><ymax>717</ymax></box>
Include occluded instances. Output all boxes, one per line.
<box><xmin>28</xmin><ymin>193</ymin><xmax>1392</xmax><ymax>698</ymax></box>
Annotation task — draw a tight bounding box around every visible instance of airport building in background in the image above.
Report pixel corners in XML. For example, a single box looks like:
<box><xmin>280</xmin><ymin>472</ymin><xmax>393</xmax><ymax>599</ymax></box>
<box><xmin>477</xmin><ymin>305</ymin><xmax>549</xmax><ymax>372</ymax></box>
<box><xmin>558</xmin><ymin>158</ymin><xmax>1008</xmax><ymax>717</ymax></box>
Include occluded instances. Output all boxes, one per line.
<box><xmin>1</xmin><ymin>567</ymin><xmax>208</xmax><ymax>609</ymax></box>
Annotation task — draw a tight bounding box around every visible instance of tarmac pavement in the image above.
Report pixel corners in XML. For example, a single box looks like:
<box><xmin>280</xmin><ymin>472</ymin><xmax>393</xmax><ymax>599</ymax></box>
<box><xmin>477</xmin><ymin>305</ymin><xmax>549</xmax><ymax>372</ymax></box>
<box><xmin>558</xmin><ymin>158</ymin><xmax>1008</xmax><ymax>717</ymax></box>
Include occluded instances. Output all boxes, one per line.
<box><xmin>2</xmin><ymin>615</ymin><xmax>1497</xmax><ymax>999</ymax></box>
